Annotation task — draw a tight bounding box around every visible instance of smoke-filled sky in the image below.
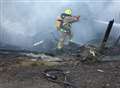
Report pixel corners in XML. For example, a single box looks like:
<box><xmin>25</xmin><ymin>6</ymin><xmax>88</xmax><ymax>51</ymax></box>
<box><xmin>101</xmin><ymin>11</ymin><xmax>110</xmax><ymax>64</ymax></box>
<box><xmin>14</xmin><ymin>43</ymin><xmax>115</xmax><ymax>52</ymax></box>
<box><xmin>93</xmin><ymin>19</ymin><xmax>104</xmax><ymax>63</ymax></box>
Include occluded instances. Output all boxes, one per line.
<box><xmin>0</xmin><ymin>0</ymin><xmax>120</xmax><ymax>50</ymax></box>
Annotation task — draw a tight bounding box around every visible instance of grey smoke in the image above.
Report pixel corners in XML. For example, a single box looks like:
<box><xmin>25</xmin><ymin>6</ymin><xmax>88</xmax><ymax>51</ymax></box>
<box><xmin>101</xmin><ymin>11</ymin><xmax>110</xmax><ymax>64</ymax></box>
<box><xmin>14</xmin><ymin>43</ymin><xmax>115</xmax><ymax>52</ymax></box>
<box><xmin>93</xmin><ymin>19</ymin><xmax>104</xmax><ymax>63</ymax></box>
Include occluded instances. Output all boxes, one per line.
<box><xmin>0</xmin><ymin>0</ymin><xmax>120</xmax><ymax>51</ymax></box>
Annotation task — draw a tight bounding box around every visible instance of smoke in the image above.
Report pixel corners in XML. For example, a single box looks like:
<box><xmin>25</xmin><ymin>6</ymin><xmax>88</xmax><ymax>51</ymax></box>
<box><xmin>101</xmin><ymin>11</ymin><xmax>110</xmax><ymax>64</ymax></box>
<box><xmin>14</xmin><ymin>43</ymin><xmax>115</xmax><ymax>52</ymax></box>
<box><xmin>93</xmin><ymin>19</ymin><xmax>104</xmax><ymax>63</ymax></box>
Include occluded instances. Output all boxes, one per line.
<box><xmin>0</xmin><ymin>0</ymin><xmax>120</xmax><ymax>51</ymax></box>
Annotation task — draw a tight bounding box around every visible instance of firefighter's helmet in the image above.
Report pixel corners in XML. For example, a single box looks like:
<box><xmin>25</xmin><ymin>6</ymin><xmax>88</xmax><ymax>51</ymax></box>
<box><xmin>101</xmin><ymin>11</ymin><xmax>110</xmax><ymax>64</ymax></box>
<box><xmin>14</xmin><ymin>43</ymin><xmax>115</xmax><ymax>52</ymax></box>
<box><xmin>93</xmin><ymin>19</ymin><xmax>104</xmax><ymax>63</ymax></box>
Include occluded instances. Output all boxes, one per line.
<box><xmin>64</xmin><ymin>8</ymin><xmax>72</xmax><ymax>15</ymax></box>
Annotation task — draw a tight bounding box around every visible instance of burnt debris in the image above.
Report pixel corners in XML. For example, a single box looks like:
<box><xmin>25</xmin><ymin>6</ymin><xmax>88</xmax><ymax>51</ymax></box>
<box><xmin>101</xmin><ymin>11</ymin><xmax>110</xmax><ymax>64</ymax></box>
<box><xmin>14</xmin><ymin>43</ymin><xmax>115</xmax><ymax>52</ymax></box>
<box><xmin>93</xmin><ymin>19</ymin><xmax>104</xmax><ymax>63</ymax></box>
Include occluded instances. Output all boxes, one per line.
<box><xmin>43</xmin><ymin>69</ymin><xmax>77</xmax><ymax>88</ymax></box>
<box><xmin>100</xmin><ymin>19</ymin><xmax>114</xmax><ymax>51</ymax></box>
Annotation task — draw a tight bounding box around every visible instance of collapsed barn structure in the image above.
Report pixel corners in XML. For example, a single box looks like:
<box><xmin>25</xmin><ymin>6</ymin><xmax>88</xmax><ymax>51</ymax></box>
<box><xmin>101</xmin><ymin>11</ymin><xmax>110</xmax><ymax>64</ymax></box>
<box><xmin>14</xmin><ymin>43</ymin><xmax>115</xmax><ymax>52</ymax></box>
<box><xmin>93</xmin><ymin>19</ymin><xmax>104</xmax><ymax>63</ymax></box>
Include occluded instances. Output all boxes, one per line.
<box><xmin>0</xmin><ymin>19</ymin><xmax>120</xmax><ymax>88</ymax></box>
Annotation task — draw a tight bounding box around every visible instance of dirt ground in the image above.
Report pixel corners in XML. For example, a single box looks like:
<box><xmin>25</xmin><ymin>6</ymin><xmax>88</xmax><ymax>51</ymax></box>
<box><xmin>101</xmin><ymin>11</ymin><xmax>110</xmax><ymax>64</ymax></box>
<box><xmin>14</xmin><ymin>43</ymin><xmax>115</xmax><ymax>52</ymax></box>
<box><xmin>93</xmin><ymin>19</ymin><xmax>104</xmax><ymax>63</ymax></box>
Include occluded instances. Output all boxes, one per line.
<box><xmin>0</xmin><ymin>54</ymin><xmax>120</xmax><ymax>88</ymax></box>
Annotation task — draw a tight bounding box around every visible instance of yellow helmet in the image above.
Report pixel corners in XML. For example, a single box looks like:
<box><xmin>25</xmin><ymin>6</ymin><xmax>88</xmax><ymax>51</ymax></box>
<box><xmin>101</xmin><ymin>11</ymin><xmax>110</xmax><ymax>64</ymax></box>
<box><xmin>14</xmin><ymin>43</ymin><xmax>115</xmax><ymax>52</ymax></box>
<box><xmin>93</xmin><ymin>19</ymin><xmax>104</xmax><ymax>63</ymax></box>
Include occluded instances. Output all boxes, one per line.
<box><xmin>64</xmin><ymin>8</ymin><xmax>72</xmax><ymax>15</ymax></box>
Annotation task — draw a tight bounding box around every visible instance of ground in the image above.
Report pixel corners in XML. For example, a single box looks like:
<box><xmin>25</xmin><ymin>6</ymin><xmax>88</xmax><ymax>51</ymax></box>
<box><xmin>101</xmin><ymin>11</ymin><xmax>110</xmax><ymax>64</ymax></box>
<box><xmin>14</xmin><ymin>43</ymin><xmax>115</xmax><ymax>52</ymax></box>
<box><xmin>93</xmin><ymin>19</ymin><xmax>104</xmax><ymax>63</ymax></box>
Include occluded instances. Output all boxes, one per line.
<box><xmin>0</xmin><ymin>53</ymin><xmax>120</xmax><ymax>88</ymax></box>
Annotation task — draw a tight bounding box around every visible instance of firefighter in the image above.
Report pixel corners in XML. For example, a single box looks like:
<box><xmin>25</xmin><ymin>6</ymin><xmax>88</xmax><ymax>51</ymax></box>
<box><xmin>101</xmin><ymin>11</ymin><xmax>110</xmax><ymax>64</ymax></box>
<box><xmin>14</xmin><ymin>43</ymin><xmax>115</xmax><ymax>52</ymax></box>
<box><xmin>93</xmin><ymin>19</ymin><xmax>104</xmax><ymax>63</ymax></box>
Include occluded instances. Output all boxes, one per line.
<box><xmin>55</xmin><ymin>8</ymin><xmax>80</xmax><ymax>49</ymax></box>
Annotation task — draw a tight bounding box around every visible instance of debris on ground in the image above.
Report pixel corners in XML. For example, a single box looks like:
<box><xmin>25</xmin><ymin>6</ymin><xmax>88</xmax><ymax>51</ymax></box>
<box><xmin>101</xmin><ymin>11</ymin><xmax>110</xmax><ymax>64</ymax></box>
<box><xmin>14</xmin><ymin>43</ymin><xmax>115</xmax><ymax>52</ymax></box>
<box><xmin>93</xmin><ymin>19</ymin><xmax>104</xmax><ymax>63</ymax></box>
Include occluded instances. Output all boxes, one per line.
<box><xmin>97</xmin><ymin>69</ymin><xmax>104</xmax><ymax>73</ymax></box>
<box><xmin>0</xmin><ymin>19</ymin><xmax>120</xmax><ymax>88</ymax></box>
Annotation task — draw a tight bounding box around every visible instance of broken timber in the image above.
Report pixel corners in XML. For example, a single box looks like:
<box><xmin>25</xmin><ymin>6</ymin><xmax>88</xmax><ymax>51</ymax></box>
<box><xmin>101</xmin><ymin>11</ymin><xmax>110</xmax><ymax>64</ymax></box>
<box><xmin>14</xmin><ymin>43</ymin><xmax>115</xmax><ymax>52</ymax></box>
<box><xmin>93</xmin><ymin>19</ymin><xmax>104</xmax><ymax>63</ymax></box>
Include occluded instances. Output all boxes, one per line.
<box><xmin>80</xmin><ymin>19</ymin><xmax>116</xmax><ymax>63</ymax></box>
<box><xmin>100</xmin><ymin>19</ymin><xmax>114</xmax><ymax>51</ymax></box>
